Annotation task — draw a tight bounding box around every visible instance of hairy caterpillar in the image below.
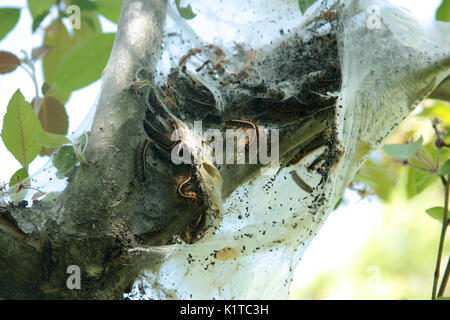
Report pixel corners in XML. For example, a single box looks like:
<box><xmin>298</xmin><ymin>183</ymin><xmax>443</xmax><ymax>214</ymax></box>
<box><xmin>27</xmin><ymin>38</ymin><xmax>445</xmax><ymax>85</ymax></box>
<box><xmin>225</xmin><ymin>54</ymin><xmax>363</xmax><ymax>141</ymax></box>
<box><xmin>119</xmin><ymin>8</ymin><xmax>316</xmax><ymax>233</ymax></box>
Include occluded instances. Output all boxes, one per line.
<box><xmin>175</xmin><ymin>171</ymin><xmax>203</xmax><ymax>204</ymax></box>
<box><xmin>225</xmin><ymin>119</ymin><xmax>259</xmax><ymax>151</ymax></box>
<box><xmin>136</xmin><ymin>139</ymin><xmax>151</xmax><ymax>183</ymax></box>
<box><xmin>289</xmin><ymin>170</ymin><xmax>314</xmax><ymax>194</ymax></box>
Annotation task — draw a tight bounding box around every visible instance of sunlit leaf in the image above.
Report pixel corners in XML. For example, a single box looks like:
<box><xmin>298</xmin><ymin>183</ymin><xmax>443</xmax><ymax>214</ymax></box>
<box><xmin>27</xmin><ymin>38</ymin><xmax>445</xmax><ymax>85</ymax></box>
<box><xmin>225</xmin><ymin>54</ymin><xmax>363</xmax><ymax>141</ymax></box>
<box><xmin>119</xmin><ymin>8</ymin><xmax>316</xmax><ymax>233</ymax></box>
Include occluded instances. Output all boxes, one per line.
<box><xmin>419</xmin><ymin>101</ymin><xmax>450</xmax><ymax>126</ymax></box>
<box><xmin>353</xmin><ymin>173</ymin><xmax>380</xmax><ymax>187</ymax></box>
<box><xmin>438</xmin><ymin>159</ymin><xmax>450</xmax><ymax>175</ymax></box>
<box><xmin>1</xmin><ymin>90</ymin><xmax>42</xmax><ymax>168</ymax></box>
<box><xmin>333</xmin><ymin>197</ymin><xmax>344</xmax><ymax>210</ymax></box>
<box><xmin>45</xmin><ymin>84</ymin><xmax>71</xmax><ymax>104</ymax></box>
<box><xmin>175</xmin><ymin>0</ymin><xmax>196</xmax><ymax>20</ymax></box>
<box><xmin>43</xmin><ymin>19</ymin><xmax>75</xmax><ymax>84</ymax></box>
<box><xmin>425</xmin><ymin>207</ymin><xmax>447</xmax><ymax>224</ymax></box>
<box><xmin>0</xmin><ymin>8</ymin><xmax>20</xmax><ymax>41</ymax></box>
<box><xmin>406</xmin><ymin>168</ymin><xmax>436</xmax><ymax>198</ymax></box>
<box><xmin>359</xmin><ymin>162</ymin><xmax>399</xmax><ymax>201</ymax></box>
<box><xmin>436</xmin><ymin>0</ymin><xmax>450</xmax><ymax>22</ymax></box>
<box><xmin>72</xmin><ymin>11</ymin><xmax>102</xmax><ymax>44</ymax></box>
<box><xmin>33</xmin><ymin>130</ymin><xmax>71</xmax><ymax>148</ymax></box>
<box><xmin>28</xmin><ymin>0</ymin><xmax>53</xmax><ymax>32</ymax></box>
<box><xmin>54</xmin><ymin>33</ymin><xmax>115</xmax><ymax>91</ymax></box>
<box><xmin>32</xmin><ymin>10</ymin><xmax>50</xmax><ymax>32</ymax></box>
<box><xmin>66</xmin><ymin>0</ymin><xmax>98</xmax><ymax>11</ymax></box>
<box><xmin>8</xmin><ymin>168</ymin><xmax>29</xmax><ymax>203</ymax></box>
<box><xmin>41</xmin><ymin>82</ymin><xmax>50</xmax><ymax>95</ymax></box>
<box><xmin>53</xmin><ymin>145</ymin><xmax>78</xmax><ymax>178</ymax></box>
<box><xmin>383</xmin><ymin>137</ymin><xmax>423</xmax><ymax>161</ymax></box>
<box><xmin>298</xmin><ymin>0</ymin><xmax>317</xmax><ymax>14</ymax></box>
<box><xmin>96</xmin><ymin>0</ymin><xmax>122</xmax><ymax>24</ymax></box>
<box><xmin>43</xmin><ymin>19</ymin><xmax>75</xmax><ymax>103</ymax></box>
<box><xmin>9</xmin><ymin>168</ymin><xmax>28</xmax><ymax>188</ymax></box>
<box><xmin>0</xmin><ymin>51</ymin><xmax>20</xmax><ymax>74</ymax></box>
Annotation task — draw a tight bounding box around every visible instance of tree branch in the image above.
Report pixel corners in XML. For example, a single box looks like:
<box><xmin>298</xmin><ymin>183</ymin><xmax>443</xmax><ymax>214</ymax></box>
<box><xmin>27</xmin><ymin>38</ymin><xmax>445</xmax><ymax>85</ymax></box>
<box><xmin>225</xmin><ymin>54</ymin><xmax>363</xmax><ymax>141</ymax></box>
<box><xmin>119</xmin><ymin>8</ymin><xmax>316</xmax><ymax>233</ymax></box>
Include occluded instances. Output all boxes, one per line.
<box><xmin>0</xmin><ymin>0</ymin><xmax>168</xmax><ymax>299</ymax></box>
<box><xmin>430</xmin><ymin>75</ymin><xmax>450</xmax><ymax>102</ymax></box>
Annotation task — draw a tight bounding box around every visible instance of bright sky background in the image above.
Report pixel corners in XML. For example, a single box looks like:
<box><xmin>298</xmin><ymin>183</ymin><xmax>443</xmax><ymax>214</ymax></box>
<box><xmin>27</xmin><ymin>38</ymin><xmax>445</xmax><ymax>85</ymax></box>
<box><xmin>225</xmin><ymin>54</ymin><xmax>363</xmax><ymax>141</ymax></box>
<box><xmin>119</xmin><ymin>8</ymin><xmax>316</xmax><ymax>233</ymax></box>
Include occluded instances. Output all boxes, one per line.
<box><xmin>0</xmin><ymin>0</ymin><xmax>444</xmax><ymax>298</ymax></box>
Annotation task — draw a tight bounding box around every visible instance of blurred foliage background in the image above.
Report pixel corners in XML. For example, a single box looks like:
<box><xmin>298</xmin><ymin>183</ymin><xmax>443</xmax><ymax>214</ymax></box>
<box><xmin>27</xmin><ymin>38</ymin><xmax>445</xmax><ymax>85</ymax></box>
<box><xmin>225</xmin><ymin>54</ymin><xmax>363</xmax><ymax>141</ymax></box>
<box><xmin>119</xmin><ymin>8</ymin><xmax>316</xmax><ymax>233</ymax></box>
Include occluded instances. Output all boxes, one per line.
<box><xmin>290</xmin><ymin>99</ymin><xmax>450</xmax><ymax>299</ymax></box>
<box><xmin>290</xmin><ymin>0</ymin><xmax>450</xmax><ymax>300</ymax></box>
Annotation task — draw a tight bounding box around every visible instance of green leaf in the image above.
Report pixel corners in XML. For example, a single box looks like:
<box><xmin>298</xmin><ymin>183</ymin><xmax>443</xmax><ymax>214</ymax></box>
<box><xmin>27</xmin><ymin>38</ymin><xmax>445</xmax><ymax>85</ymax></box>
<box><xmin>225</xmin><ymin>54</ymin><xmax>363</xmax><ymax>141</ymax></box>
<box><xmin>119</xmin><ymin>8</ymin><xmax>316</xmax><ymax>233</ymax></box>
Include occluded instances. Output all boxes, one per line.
<box><xmin>53</xmin><ymin>145</ymin><xmax>78</xmax><ymax>178</ymax></box>
<box><xmin>54</xmin><ymin>33</ymin><xmax>115</xmax><ymax>91</ymax></box>
<box><xmin>9</xmin><ymin>168</ymin><xmax>28</xmax><ymax>188</ymax></box>
<box><xmin>43</xmin><ymin>19</ymin><xmax>75</xmax><ymax>85</ymax></box>
<box><xmin>175</xmin><ymin>0</ymin><xmax>196</xmax><ymax>20</ymax></box>
<box><xmin>32</xmin><ymin>10</ymin><xmax>50</xmax><ymax>32</ymax></box>
<box><xmin>425</xmin><ymin>207</ymin><xmax>447</xmax><ymax>224</ymax></box>
<box><xmin>96</xmin><ymin>0</ymin><xmax>122</xmax><ymax>24</ymax></box>
<box><xmin>72</xmin><ymin>11</ymin><xmax>102</xmax><ymax>44</ymax></box>
<box><xmin>45</xmin><ymin>84</ymin><xmax>72</xmax><ymax>104</ymax></box>
<box><xmin>333</xmin><ymin>197</ymin><xmax>344</xmax><ymax>210</ymax></box>
<box><xmin>0</xmin><ymin>8</ymin><xmax>20</xmax><ymax>41</ymax></box>
<box><xmin>353</xmin><ymin>173</ymin><xmax>380</xmax><ymax>187</ymax></box>
<box><xmin>41</xmin><ymin>82</ymin><xmax>50</xmax><ymax>95</ymax></box>
<box><xmin>66</xmin><ymin>0</ymin><xmax>98</xmax><ymax>11</ymax></box>
<box><xmin>437</xmin><ymin>296</ymin><xmax>450</xmax><ymax>300</ymax></box>
<box><xmin>419</xmin><ymin>101</ymin><xmax>450</xmax><ymax>126</ymax></box>
<box><xmin>438</xmin><ymin>159</ymin><xmax>450</xmax><ymax>175</ymax></box>
<box><xmin>1</xmin><ymin>90</ymin><xmax>42</xmax><ymax>168</ymax></box>
<box><xmin>298</xmin><ymin>0</ymin><xmax>317</xmax><ymax>14</ymax></box>
<box><xmin>358</xmin><ymin>162</ymin><xmax>399</xmax><ymax>201</ymax></box>
<box><xmin>8</xmin><ymin>168</ymin><xmax>29</xmax><ymax>203</ymax></box>
<box><xmin>406</xmin><ymin>168</ymin><xmax>436</xmax><ymax>198</ymax></box>
<box><xmin>33</xmin><ymin>130</ymin><xmax>71</xmax><ymax>148</ymax></box>
<box><xmin>383</xmin><ymin>137</ymin><xmax>423</xmax><ymax>161</ymax></box>
<box><xmin>28</xmin><ymin>0</ymin><xmax>54</xmax><ymax>32</ymax></box>
<box><xmin>436</xmin><ymin>0</ymin><xmax>450</xmax><ymax>22</ymax></box>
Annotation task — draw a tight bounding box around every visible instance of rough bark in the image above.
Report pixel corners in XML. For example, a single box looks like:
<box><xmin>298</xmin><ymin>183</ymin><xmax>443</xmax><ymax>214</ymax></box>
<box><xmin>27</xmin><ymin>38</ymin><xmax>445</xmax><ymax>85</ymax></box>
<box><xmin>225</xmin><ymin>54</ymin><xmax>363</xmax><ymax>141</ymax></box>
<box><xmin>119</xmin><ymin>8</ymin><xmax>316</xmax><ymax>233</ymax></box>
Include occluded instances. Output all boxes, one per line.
<box><xmin>0</xmin><ymin>0</ymin><xmax>168</xmax><ymax>299</ymax></box>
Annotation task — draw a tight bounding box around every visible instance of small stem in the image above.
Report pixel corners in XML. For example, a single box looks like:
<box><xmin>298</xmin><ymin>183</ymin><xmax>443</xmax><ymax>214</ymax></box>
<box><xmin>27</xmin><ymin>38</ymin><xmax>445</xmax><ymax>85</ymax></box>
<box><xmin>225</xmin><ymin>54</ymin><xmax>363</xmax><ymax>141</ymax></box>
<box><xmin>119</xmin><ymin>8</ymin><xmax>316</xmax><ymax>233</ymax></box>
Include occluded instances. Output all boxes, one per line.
<box><xmin>416</xmin><ymin>152</ymin><xmax>436</xmax><ymax>171</ymax></box>
<box><xmin>405</xmin><ymin>161</ymin><xmax>433</xmax><ymax>173</ymax></box>
<box><xmin>18</xmin><ymin>61</ymin><xmax>41</xmax><ymax>113</ymax></box>
<box><xmin>29</xmin><ymin>61</ymin><xmax>41</xmax><ymax>113</ymax></box>
<box><xmin>432</xmin><ymin>176</ymin><xmax>449</xmax><ymax>300</ymax></box>
<box><xmin>438</xmin><ymin>256</ymin><xmax>450</xmax><ymax>298</ymax></box>
<box><xmin>18</xmin><ymin>63</ymin><xmax>34</xmax><ymax>79</ymax></box>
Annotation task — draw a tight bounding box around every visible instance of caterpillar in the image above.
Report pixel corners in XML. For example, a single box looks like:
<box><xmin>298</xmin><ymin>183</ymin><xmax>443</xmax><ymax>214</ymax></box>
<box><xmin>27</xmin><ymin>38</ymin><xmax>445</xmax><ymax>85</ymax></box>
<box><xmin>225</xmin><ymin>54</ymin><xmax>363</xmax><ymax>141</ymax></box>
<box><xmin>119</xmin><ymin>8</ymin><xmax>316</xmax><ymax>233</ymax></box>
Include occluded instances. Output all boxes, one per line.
<box><xmin>289</xmin><ymin>170</ymin><xmax>314</xmax><ymax>194</ymax></box>
<box><xmin>136</xmin><ymin>139</ymin><xmax>151</xmax><ymax>183</ymax></box>
<box><xmin>225</xmin><ymin>119</ymin><xmax>259</xmax><ymax>150</ymax></box>
<box><xmin>181</xmin><ymin>211</ymin><xmax>206</xmax><ymax>244</ymax></box>
<box><xmin>175</xmin><ymin>171</ymin><xmax>203</xmax><ymax>204</ymax></box>
<box><xmin>143</xmin><ymin>112</ymin><xmax>180</xmax><ymax>152</ymax></box>
<box><xmin>179</xmin><ymin>48</ymin><xmax>202</xmax><ymax>69</ymax></box>
<box><xmin>288</xmin><ymin>136</ymin><xmax>326</xmax><ymax>166</ymax></box>
<box><xmin>320</xmin><ymin>10</ymin><xmax>337</xmax><ymax>22</ymax></box>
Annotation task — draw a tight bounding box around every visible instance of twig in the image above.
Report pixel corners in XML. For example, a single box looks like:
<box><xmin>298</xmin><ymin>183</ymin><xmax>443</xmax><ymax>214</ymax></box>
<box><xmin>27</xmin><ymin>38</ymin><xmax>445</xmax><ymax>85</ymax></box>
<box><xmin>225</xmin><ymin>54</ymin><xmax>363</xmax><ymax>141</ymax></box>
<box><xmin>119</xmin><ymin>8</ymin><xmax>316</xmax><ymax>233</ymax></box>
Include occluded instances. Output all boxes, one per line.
<box><xmin>404</xmin><ymin>161</ymin><xmax>433</xmax><ymax>173</ymax></box>
<box><xmin>18</xmin><ymin>56</ymin><xmax>41</xmax><ymax>113</ymax></box>
<box><xmin>415</xmin><ymin>152</ymin><xmax>436</xmax><ymax>171</ymax></box>
<box><xmin>438</xmin><ymin>256</ymin><xmax>450</xmax><ymax>298</ymax></box>
<box><xmin>432</xmin><ymin>176</ymin><xmax>449</xmax><ymax>300</ymax></box>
